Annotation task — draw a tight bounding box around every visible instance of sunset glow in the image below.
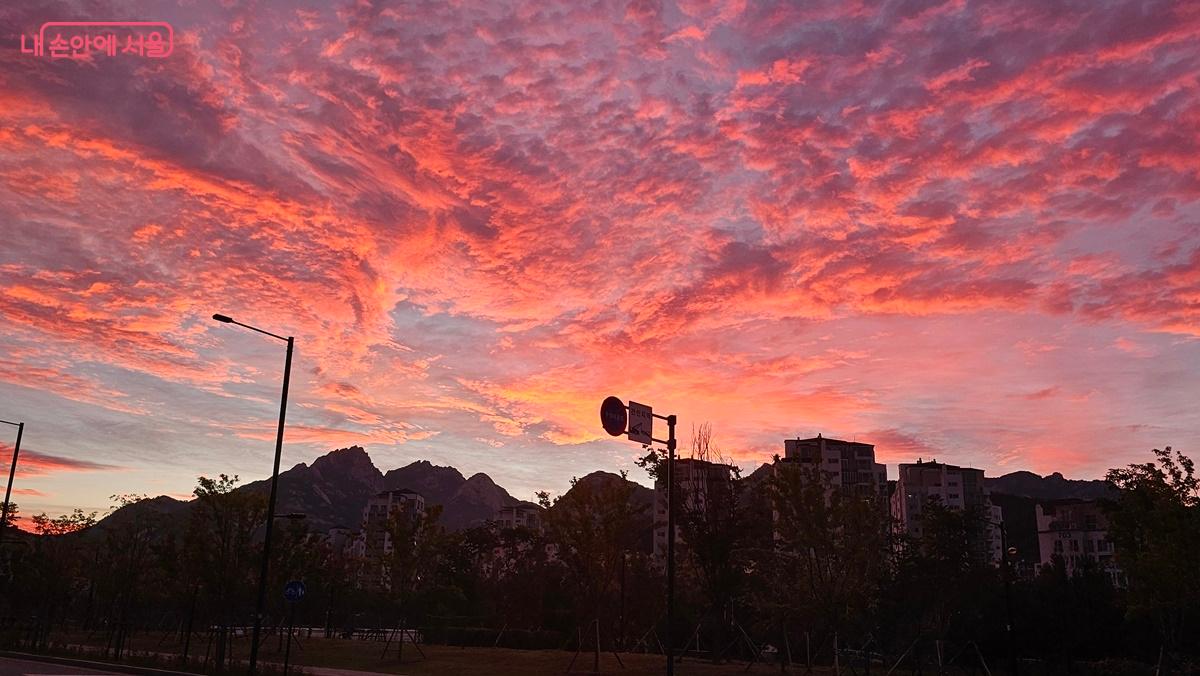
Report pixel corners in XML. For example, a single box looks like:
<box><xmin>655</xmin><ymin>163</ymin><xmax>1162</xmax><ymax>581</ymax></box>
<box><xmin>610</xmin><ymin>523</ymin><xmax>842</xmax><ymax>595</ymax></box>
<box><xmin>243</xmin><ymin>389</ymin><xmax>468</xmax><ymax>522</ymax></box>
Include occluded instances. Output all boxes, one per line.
<box><xmin>2</xmin><ymin>0</ymin><xmax>1199</xmax><ymax>517</ymax></box>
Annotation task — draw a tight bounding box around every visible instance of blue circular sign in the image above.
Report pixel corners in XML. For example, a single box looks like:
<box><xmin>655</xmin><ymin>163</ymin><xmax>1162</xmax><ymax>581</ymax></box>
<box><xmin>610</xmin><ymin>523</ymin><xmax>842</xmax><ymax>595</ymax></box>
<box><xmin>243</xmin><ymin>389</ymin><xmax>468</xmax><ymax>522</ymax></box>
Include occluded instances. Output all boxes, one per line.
<box><xmin>283</xmin><ymin>580</ymin><xmax>306</xmax><ymax>602</ymax></box>
<box><xmin>600</xmin><ymin>396</ymin><xmax>627</xmax><ymax>437</ymax></box>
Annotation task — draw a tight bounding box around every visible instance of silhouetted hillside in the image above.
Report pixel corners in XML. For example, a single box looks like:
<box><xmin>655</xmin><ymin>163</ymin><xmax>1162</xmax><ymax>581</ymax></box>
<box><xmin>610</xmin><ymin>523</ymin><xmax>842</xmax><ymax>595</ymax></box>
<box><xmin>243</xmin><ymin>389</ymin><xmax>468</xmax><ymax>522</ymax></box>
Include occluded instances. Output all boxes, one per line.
<box><xmin>561</xmin><ymin>471</ymin><xmax>655</xmax><ymax>552</ymax></box>
<box><xmin>566</xmin><ymin>470</ymin><xmax>655</xmax><ymax>511</ymax></box>
<box><xmin>986</xmin><ymin>471</ymin><xmax>1113</xmax><ymax>501</ymax></box>
<box><xmin>241</xmin><ymin>445</ymin><xmax>384</xmax><ymax>531</ymax></box>
<box><xmin>89</xmin><ymin>447</ymin><xmax>553</xmax><ymax>534</ymax></box>
<box><xmin>381</xmin><ymin>460</ymin><xmax>466</xmax><ymax>505</ymax></box>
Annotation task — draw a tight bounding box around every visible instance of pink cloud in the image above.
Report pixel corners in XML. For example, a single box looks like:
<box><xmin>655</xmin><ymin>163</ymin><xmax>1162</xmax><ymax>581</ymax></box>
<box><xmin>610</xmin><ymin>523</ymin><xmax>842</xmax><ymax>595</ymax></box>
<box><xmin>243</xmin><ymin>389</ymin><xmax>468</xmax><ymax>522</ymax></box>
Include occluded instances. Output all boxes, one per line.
<box><xmin>0</xmin><ymin>0</ymin><xmax>1197</xmax><ymax>503</ymax></box>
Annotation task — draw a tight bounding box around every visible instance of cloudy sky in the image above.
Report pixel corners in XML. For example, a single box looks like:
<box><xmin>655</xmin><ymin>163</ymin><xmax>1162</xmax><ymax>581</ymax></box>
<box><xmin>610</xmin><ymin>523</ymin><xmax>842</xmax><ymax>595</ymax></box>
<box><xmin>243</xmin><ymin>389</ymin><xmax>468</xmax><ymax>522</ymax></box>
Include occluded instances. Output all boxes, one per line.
<box><xmin>1</xmin><ymin>0</ymin><xmax>1198</xmax><ymax>518</ymax></box>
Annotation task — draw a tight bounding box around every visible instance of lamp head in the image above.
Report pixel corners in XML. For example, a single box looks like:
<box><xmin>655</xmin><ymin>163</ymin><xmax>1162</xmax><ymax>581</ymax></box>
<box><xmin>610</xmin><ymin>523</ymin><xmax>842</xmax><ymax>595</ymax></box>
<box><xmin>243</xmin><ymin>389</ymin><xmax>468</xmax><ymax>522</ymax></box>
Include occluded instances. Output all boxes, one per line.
<box><xmin>212</xmin><ymin>313</ymin><xmax>234</xmax><ymax>323</ymax></box>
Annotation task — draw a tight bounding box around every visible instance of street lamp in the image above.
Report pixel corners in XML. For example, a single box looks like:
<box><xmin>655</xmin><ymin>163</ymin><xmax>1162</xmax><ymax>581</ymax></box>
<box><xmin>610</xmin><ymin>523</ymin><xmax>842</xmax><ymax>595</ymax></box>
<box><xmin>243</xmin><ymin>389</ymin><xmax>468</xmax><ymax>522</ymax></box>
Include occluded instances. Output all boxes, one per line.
<box><xmin>212</xmin><ymin>313</ymin><xmax>294</xmax><ymax>676</ymax></box>
<box><xmin>984</xmin><ymin>517</ymin><xmax>1019</xmax><ymax>676</ymax></box>
<box><xmin>0</xmin><ymin>419</ymin><xmax>24</xmax><ymax>540</ymax></box>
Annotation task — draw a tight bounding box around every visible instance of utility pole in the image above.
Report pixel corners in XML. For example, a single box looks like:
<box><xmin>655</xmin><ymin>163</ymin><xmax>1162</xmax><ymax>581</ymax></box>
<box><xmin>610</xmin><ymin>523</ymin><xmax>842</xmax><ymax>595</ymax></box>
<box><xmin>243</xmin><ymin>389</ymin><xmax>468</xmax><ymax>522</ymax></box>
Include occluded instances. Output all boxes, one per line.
<box><xmin>665</xmin><ymin>413</ymin><xmax>676</xmax><ymax>676</ymax></box>
<box><xmin>0</xmin><ymin>420</ymin><xmax>24</xmax><ymax>539</ymax></box>
<box><xmin>999</xmin><ymin>522</ymin><xmax>1018</xmax><ymax>676</ymax></box>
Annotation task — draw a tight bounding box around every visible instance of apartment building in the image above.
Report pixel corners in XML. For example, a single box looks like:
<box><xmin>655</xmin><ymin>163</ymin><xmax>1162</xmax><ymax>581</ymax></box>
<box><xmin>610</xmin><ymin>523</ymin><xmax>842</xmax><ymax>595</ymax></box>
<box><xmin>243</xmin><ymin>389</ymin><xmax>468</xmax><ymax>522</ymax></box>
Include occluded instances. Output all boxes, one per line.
<box><xmin>361</xmin><ymin>488</ymin><xmax>426</xmax><ymax>556</ymax></box>
<box><xmin>653</xmin><ymin>457</ymin><xmax>736</xmax><ymax>560</ymax></box>
<box><xmin>891</xmin><ymin>459</ymin><xmax>1004</xmax><ymax>565</ymax></box>
<box><xmin>492</xmin><ymin>501</ymin><xmax>544</xmax><ymax>532</ymax></box>
<box><xmin>778</xmin><ymin>434</ymin><xmax>888</xmax><ymax>499</ymax></box>
<box><xmin>1036</xmin><ymin>498</ymin><xmax>1124</xmax><ymax>587</ymax></box>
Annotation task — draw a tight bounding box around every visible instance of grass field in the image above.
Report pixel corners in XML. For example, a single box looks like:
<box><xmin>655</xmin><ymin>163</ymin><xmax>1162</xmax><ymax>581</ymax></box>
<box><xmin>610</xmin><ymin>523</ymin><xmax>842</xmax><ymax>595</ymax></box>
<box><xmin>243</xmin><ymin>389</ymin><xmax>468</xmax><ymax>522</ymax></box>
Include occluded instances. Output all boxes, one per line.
<box><xmin>36</xmin><ymin>631</ymin><xmax>832</xmax><ymax>676</ymax></box>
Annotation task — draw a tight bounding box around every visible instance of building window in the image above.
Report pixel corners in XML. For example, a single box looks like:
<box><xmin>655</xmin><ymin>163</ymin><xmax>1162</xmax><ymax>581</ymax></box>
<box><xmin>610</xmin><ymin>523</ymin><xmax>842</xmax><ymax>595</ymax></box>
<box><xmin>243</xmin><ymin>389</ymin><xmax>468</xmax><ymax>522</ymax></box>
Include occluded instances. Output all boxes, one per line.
<box><xmin>1054</xmin><ymin>540</ymin><xmax>1063</xmax><ymax>553</ymax></box>
<box><xmin>1070</xmin><ymin>539</ymin><xmax>1080</xmax><ymax>552</ymax></box>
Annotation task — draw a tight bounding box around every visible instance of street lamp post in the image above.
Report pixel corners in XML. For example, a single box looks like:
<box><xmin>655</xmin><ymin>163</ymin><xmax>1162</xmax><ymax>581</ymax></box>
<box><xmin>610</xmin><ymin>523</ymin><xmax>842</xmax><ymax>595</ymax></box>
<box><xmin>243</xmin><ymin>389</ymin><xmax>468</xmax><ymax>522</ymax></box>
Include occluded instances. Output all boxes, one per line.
<box><xmin>0</xmin><ymin>419</ymin><xmax>24</xmax><ymax>540</ymax></box>
<box><xmin>985</xmin><ymin>517</ymin><xmax>1019</xmax><ymax>676</ymax></box>
<box><xmin>212</xmin><ymin>313</ymin><xmax>294</xmax><ymax>676</ymax></box>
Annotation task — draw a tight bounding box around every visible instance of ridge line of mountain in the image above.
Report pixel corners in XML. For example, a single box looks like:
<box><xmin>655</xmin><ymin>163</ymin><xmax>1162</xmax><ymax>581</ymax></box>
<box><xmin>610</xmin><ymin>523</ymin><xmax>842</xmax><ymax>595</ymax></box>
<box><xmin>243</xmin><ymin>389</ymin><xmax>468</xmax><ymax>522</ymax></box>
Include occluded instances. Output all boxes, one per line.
<box><xmin>94</xmin><ymin>446</ymin><xmax>1111</xmax><ymax>533</ymax></box>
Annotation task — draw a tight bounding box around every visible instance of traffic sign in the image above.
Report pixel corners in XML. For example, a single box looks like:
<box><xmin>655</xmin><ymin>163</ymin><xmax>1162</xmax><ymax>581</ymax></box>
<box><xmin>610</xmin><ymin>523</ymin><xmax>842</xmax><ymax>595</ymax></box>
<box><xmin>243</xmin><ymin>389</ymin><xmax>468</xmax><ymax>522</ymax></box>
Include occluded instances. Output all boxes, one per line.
<box><xmin>283</xmin><ymin>580</ymin><xmax>306</xmax><ymax>602</ymax></box>
<box><xmin>600</xmin><ymin>396</ymin><xmax>627</xmax><ymax>436</ymax></box>
<box><xmin>628</xmin><ymin>401</ymin><xmax>652</xmax><ymax>444</ymax></box>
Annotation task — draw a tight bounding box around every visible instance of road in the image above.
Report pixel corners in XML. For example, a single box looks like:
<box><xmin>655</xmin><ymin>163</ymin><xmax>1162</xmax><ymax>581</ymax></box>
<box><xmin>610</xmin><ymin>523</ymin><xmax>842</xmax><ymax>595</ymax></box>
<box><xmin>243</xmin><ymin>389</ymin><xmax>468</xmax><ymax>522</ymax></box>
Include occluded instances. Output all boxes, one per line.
<box><xmin>0</xmin><ymin>656</ymin><xmax>126</xmax><ymax>676</ymax></box>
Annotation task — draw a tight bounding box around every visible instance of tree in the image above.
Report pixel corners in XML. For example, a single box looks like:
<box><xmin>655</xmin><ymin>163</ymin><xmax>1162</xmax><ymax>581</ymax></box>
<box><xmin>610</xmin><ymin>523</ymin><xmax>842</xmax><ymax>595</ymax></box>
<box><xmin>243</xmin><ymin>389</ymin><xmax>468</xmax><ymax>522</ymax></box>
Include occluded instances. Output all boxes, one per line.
<box><xmin>1104</xmin><ymin>447</ymin><xmax>1200</xmax><ymax>655</ymax></box>
<box><xmin>1024</xmin><ymin>554</ymin><xmax>1124</xmax><ymax>669</ymax></box>
<box><xmin>539</xmin><ymin>473</ymin><xmax>648</xmax><ymax>660</ymax></box>
<box><xmin>0</xmin><ymin>500</ymin><xmax>17</xmax><ymax>526</ymax></box>
<box><xmin>378</xmin><ymin>502</ymin><xmax>446</xmax><ymax>622</ymax></box>
<box><xmin>889</xmin><ymin>499</ymin><xmax>997</xmax><ymax>644</ymax></box>
<box><xmin>20</xmin><ymin>508</ymin><xmax>97</xmax><ymax>649</ymax></box>
<box><xmin>92</xmin><ymin>494</ymin><xmax>167</xmax><ymax>656</ymax></box>
<box><xmin>641</xmin><ymin>423</ymin><xmax>745</xmax><ymax>662</ymax></box>
<box><xmin>185</xmin><ymin>474</ymin><xmax>266</xmax><ymax>669</ymax></box>
<box><xmin>751</xmin><ymin>458</ymin><xmax>890</xmax><ymax>650</ymax></box>
<box><xmin>30</xmin><ymin>508</ymin><xmax>96</xmax><ymax>535</ymax></box>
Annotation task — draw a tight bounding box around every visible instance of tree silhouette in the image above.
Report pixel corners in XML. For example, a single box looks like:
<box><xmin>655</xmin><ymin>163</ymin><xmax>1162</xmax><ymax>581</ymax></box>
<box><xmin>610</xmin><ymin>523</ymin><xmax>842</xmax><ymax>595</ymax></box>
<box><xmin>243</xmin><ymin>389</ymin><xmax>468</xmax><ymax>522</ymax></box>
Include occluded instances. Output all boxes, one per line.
<box><xmin>1104</xmin><ymin>447</ymin><xmax>1200</xmax><ymax>656</ymax></box>
<box><xmin>185</xmin><ymin>474</ymin><xmax>266</xmax><ymax>669</ymax></box>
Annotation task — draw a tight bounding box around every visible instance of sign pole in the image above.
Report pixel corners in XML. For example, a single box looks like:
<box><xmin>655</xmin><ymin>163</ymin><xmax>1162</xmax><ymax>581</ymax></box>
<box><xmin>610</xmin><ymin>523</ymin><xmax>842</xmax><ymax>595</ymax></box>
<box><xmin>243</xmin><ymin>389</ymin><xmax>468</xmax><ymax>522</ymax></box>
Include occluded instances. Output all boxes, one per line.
<box><xmin>283</xmin><ymin>600</ymin><xmax>296</xmax><ymax>676</ymax></box>
<box><xmin>597</xmin><ymin>396</ymin><xmax>677</xmax><ymax>676</ymax></box>
<box><xmin>281</xmin><ymin>579</ymin><xmax>305</xmax><ymax>676</ymax></box>
<box><xmin>665</xmin><ymin>414</ymin><xmax>676</xmax><ymax>676</ymax></box>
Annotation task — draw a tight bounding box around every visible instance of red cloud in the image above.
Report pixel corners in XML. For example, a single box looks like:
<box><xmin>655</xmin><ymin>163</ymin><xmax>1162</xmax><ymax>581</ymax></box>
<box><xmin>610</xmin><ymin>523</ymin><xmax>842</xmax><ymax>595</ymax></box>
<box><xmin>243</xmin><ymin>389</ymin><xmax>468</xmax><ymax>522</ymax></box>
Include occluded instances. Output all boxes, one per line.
<box><xmin>0</xmin><ymin>0</ymin><xmax>1197</xmax><ymax>497</ymax></box>
<box><xmin>1</xmin><ymin>446</ymin><xmax>121</xmax><ymax>478</ymax></box>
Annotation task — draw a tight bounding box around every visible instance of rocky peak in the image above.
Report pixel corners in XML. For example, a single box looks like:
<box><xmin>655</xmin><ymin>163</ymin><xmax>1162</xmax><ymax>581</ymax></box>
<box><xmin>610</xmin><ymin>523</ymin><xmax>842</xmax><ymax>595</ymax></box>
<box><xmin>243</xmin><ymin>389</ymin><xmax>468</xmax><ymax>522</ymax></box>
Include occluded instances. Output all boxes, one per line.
<box><xmin>382</xmin><ymin>460</ymin><xmax>467</xmax><ymax>503</ymax></box>
<box><xmin>987</xmin><ymin>470</ymin><xmax>1113</xmax><ymax>501</ymax></box>
<box><xmin>455</xmin><ymin>472</ymin><xmax>510</xmax><ymax>506</ymax></box>
<box><xmin>311</xmin><ymin>445</ymin><xmax>382</xmax><ymax>489</ymax></box>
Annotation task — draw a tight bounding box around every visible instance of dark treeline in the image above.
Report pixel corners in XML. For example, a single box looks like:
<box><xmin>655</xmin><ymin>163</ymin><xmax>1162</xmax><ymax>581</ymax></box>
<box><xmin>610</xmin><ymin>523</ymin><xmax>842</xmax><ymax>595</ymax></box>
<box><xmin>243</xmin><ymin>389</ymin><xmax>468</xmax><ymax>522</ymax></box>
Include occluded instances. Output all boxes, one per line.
<box><xmin>0</xmin><ymin>444</ymin><xmax>1197</xmax><ymax>675</ymax></box>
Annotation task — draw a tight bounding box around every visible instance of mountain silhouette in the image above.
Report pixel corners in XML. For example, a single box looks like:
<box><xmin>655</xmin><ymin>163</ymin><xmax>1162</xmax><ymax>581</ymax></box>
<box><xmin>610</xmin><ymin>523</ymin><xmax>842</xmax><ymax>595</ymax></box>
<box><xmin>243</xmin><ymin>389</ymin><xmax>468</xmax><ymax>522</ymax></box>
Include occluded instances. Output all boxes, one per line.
<box><xmin>87</xmin><ymin>452</ymin><xmax>1114</xmax><ymax>541</ymax></box>
<box><xmin>93</xmin><ymin>446</ymin><xmax>544</xmax><ymax>534</ymax></box>
<box><xmin>564</xmin><ymin>470</ymin><xmax>655</xmax><ymax>511</ymax></box>
<box><xmin>239</xmin><ymin>446</ymin><xmax>384</xmax><ymax>531</ymax></box>
<box><xmin>986</xmin><ymin>470</ymin><xmax>1114</xmax><ymax>501</ymax></box>
<box><xmin>560</xmin><ymin>470</ymin><xmax>655</xmax><ymax>552</ymax></box>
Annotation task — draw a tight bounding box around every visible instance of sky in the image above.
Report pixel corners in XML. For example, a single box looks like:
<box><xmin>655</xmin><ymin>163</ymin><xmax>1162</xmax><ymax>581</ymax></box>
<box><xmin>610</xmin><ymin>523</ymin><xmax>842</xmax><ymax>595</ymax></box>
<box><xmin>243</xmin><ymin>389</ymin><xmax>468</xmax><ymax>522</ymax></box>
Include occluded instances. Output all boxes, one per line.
<box><xmin>1</xmin><ymin>0</ymin><xmax>1198</xmax><ymax>519</ymax></box>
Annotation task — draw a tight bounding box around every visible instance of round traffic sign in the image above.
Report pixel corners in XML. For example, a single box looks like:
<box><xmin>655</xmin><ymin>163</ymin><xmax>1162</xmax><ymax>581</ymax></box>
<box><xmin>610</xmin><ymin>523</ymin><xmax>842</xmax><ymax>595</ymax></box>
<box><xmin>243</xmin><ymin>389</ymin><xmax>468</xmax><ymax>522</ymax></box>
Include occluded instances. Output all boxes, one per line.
<box><xmin>283</xmin><ymin>580</ymin><xmax>306</xmax><ymax>602</ymax></box>
<box><xmin>600</xmin><ymin>396</ymin><xmax>627</xmax><ymax>437</ymax></box>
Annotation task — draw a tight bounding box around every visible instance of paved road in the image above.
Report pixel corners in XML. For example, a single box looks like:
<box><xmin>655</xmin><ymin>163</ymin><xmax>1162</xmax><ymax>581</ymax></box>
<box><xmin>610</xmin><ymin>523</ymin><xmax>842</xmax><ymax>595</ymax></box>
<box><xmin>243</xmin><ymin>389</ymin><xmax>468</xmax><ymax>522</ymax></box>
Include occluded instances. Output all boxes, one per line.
<box><xmin>0</xmin><ymin>656</ymin><xmax>125</xmax><ymax>676</ymax></box>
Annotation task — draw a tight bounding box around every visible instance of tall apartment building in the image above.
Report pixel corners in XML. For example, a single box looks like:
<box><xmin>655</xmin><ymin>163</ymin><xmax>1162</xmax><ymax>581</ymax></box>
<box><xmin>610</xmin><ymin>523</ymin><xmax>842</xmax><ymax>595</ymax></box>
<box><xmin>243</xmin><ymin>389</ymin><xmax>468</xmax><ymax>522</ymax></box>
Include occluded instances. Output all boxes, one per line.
<box><xmin>361</xmin><ymin>488</ymin><xmax>426</xmax><ymax>556</ymax></box>
<box><xmin>353</xmin><ymin>488</ymin><xmax>427</xmax><ymax>591</ymax></box>
<box><xmin>653</xmin><ymin>458</ymin><xmax>736</xmax><ymax>560</ymax></box>
<box><xmin>778</xmin><ymin>434</ymin><xmax>888</xmax><ymax>499</ymax></box>
<box><xmin>492</xmin><ymin>501</ymin><xmax>544</xmax><ymax>532</ymax></box>
<box><xmin>1036</xmin><ymin>499</ymin><xmax>1124</xmax><ymax>587</ymax></box>
<box><xmin>891</xmin><ymin>460</ymin><xmax>1004</xmax><ymax>565</ymax></box>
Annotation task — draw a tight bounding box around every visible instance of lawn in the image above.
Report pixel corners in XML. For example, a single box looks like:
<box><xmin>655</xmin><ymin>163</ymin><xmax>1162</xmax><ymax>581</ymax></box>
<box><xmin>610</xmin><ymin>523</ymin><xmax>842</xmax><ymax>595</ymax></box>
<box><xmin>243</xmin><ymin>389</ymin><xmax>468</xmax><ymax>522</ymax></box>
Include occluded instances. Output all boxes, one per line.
<box><xmin>37</xmin><ymin>631</ymin><xmax>831</xmax><ymax>676</ymax></box>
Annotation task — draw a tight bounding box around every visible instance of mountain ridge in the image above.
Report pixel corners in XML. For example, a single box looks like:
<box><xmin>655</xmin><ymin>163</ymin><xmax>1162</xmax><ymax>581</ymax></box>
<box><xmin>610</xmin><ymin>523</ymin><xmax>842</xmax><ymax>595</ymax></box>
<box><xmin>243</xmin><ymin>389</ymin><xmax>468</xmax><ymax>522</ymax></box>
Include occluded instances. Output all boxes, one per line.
<box><xmin>91</xmin><ymin>448</ymin><xmax>1114</xmax><ymax>537</ymax></box>
<box><xmin>986</xmin><ymin>469</ymin><xmax>1114</xmax><ymax>501</ymax></box>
